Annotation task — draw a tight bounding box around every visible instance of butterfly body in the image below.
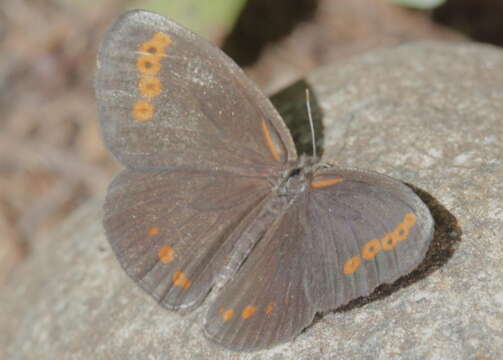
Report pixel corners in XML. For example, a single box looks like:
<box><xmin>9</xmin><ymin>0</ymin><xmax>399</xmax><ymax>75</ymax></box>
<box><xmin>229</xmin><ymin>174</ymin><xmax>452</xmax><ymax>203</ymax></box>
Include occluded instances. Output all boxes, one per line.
<box><xmin>96</xmin><ymin>10</ymin><xmax>434</xmax><ymax>351</ymax></box>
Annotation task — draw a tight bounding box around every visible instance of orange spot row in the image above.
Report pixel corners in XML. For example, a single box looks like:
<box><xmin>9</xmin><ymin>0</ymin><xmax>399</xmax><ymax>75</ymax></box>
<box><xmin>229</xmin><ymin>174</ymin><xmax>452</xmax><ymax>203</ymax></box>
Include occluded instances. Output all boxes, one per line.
<box><xmin>133</xmin><ymin>32</ymin><xmax>172</xmax><ymax>122</ymax></box>
<box><xmin>343</xmin><ymin>212</ymin><xmax>417</xmax><ymax>275</ymax></box>
<box><xmin>219</xmin><ymin>303</ymin><xmax>275</xmax><ymax>322</ymax></box>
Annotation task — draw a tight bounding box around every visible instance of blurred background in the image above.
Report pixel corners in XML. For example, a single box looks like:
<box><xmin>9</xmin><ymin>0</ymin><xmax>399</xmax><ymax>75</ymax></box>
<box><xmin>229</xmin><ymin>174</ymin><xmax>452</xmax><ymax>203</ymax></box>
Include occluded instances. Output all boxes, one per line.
<box><xmin>0</xmin><ymin>0</ymin><xmax>502</xmax><ymax>285</ymax></box>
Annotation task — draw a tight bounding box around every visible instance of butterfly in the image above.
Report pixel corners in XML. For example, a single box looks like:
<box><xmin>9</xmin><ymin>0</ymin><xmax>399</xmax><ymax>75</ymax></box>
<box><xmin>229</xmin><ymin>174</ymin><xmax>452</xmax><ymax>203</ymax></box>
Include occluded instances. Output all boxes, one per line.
<box><xmin>95</xmin><ymin>10</ymin><xmax>434</xmax><ymax>351</ymax></box>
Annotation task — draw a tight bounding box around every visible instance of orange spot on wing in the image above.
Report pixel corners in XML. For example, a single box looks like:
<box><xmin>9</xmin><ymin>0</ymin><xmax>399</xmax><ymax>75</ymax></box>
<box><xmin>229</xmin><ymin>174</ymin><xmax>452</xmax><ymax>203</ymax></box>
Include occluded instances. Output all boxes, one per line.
<box><xmin>241</xmin><ymin>305</ymin><xmax>257</xmax><ymax>319</ymax></box>
<box><xmin>138</xmin><ymin>33</ymin><xmax>171</xmax><ymax>56</ymax></box>
<box><xmin>220</xmin><ymin>309</ymin><xmax>234</xmax><ymax>322</ymax></box>
<box><xmin>361</xmin><ymin>239</ymin><xmax>382</xmax><ymax>260</ymax></box>
<box><xmin>393</xmin><ymin>223</ymin><xmax>409</xmax><ymax>242</ymax></box>
<box><xmin>343</xmin><ymin>256</ymin><xmax>361</xmax><ymax>275</ymax></box>
<box><xmin>172</xmin><ymin>271</ymin><xmax>191</xmax><ymax>289</ymax></box>
<box><xmin>159</xmin><ymin>246</ymin><xmax>174</xmax><ymax>264</ymax></box>
<box><xmin>152</xmin><ymin>32</ymin><xmax>172</xmax><ymax>47</ymax></box>
<box><xmin>381</xmin><ymin>233</ymin><xmax>398</xmax><ymax>251</ymax></box>
<box><xmin>261</xmin><ymin>120</ymin><xmax>281</xmax><ymax>161</ymax></box>
<box><xmin>136</xmin><ymin>55</ymin><xmax>162</xmax><ymax>75</ymax></box>
<box><xmin>404</xmin><ymin>212</ymin><xmax>417</xmax><ymax>228</ymax></box>
<box><xmin>139</xmin><ymin>76</ymin><xmax>162</xmax><ymax>98</ymax></box>
<box><xmin>148</xmin><ymin>226</ymin><xmax>160</xmax><ymax>236</ymax></box>
<box><xmin>311</xmin><ymin>177</ymin><xmax>344</xmax><ymax>189</ymax></box>
<box><xmin>266</xmin><ymin>304</ymin><xmax>274</xmax><ymax>314</ymax></box>
<box><xmin>132</xmin><ymin>100</ymin><xmax>155</xmax><ymax>122</ymax></box>
<box><xmin>138</xmin><ymin>41</ymin><xmax>166</xmax><ymax>56</ymax></box>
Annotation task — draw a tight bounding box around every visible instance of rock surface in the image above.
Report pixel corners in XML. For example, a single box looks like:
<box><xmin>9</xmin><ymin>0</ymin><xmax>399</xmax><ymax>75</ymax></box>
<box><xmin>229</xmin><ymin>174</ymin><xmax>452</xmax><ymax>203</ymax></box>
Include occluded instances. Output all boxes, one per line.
<box><xmin>1</xmin><ymin>41</ymin><xmax>502</xmax><ymax>359</ymax></box>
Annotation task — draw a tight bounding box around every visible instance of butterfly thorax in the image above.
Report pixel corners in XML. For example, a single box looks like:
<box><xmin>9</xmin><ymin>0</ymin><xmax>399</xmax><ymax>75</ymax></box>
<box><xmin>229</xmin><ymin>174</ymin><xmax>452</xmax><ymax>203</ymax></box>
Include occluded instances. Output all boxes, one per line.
<box><xmin>276</xmin><ymin>155</ymin><xmax>330</xmax><ymax>199</ymax></box>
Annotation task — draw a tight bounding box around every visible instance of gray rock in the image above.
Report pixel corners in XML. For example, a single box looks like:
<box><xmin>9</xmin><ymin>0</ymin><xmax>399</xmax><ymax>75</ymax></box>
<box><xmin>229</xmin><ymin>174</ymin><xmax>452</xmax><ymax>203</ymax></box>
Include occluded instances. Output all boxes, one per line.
<box><xmin>1</xmin><ymin>41</ymin><xmax>502</xmax><ymax>359</ymax></box>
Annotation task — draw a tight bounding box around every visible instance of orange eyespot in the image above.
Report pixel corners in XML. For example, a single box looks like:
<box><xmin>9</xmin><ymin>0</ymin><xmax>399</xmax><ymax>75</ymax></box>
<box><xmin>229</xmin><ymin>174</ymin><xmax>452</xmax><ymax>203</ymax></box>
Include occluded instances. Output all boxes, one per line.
<box><xmin>132</xmin><ymin>100</ymin><xmax>155</xmax><ymax>122</ymax></box>
<box><xmin>394</xmin><ymin>223</ymin><xmax>409</xmax><ymax>242</ymax></box>
<box><xmin>404</xmin><ymin>212</ymin><xmax>417</xmax><ymax>228</ymax></box>
<box><xmin>152</xmin><ymin>32</ymin><xmax>172</xmax><ymax>47</ymax></box>
<box><xmin>138</xmin><ymin>76</ymin><xmax>162</xmax><ymax>98</ymax></box>
<box><xmin>361</xmin><ymin>239</ymin><xmax>382</xmax><ymax>260</ymax></box>
<box><xmin>343</xmin><ymin>256</ymin><xmax>361</xmax><ymax>275</ymax></box>
<box><xmin>136</xmin><ymin>55</ymin><xmax>162</xmax><ymax>75</ymax></box>
<box><xmin>139</xmin><ymin>40</ymin><xmax>166</xmax><ymax>56</ymax></box>
<box><xmin>381</xmin><ymin>233</ymin><xmax>398</xmax><ymax>251</ymax></box>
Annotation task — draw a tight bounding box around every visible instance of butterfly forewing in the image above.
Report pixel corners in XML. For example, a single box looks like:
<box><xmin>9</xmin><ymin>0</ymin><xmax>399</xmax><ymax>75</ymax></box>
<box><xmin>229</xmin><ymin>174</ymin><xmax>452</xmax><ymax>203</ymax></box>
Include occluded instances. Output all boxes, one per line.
<box><xmin>96</xmin><ymin>10</ymin><xmax>296</xmax><ymax>175</ymax></box>
<box><xmin>305</xmin><ymin>168</ymin><xmax>434</xmax><ymax>311</ymax></box>
<box><xmin>104</xmin><ymin>169</ymin><xmax>271</xmax><ymax>310</ymax></box>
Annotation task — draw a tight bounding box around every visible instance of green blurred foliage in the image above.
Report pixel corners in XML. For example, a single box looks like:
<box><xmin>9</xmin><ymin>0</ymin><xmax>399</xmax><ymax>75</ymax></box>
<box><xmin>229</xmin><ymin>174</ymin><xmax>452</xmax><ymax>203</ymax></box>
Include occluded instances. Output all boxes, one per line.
<box><xmin>60</xmin><ymin>0</ymin><xmax>247</xmax><ymax>39</ymax></box>
<box><xmin>128</xmin><ymin>0</ymin><xmax>247</xmax><ymax>37</ymax></box>
<box><xmin>389</xmin><ymin>0</ymin><xmax>447</xmax><ymax>9</ymax></box>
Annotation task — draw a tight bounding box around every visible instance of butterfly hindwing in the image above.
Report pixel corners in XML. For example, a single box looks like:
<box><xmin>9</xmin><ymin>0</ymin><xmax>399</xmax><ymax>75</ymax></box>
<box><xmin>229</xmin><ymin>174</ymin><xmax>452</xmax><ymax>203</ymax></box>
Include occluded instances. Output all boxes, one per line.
<box><xmin>204</xmin><ymin>167</ymin><xmax>433</xmax><ymax>351</ymax></box>
<box><xmin>96</xmin><ymin>10</ymin><xmax>296</xmax><ymax>174</ymax></box>
<box><xmin>204</xmin><ymin>198</ymin><xmax>316</xmax><ymax>351</ymax></box>
<box><xmin>305</xmin><ymin>168</ymin><xmax>434</xmax><ymax>311</ymax></box>
<box><xmin>104</xmin><ymin>169</ymin><xmax>271</xmax><ymax>310</ymax></box>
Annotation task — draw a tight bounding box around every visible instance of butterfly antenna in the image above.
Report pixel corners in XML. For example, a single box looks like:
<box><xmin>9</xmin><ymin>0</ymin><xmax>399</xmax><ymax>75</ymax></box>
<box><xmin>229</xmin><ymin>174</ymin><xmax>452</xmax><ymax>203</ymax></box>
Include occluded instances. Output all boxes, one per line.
<box><xmin>306</xmin><ymin>88</ymin><xmax>317</xmax><ymax>158</ymax></box>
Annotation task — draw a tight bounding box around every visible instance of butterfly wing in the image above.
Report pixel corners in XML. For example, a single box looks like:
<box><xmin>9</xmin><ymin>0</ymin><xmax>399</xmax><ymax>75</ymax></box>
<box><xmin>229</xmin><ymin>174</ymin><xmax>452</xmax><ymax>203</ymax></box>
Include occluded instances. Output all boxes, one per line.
<box><xmin>96</xmin><ymin>10</ymin><xmax>296</xmax><ymax>174</ymax></box>
<box><xmin>305</xmin><ymin>168</ymin><xmax>434</xmax><ymax>311</ymax></box>
<box><xmin>204</xmin><ymin>198</ymin><xmax>316</xmax><ymax>351</ymax></box>
<box><xmin>99</xmin><ymin>10</ymin><xmax>301</xmax><ymax>311</ymax></box>
<box><xmin>104</xmin><ymin>169</ymin><xmax>272</xmax><ymax>310</ymax></box>
<box><xmin>204</xmin><ymin>168</ymin><xmax>433</xmax><ymax>351</ymax></box>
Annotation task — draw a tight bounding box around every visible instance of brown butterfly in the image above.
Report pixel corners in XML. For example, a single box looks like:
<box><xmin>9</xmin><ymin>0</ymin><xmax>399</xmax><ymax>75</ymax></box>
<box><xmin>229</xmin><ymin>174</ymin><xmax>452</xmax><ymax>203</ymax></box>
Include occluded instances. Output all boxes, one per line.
<box><xmin>95</xmin><ymin>10</ymin><xmax>434</xmax><ymax>351</ymax></box>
